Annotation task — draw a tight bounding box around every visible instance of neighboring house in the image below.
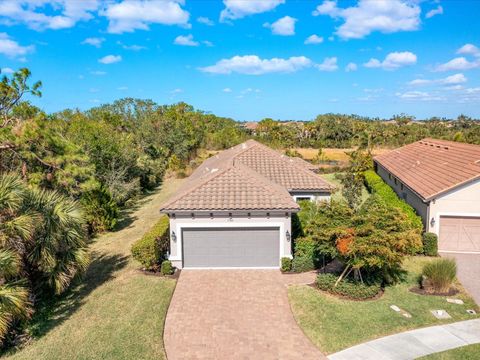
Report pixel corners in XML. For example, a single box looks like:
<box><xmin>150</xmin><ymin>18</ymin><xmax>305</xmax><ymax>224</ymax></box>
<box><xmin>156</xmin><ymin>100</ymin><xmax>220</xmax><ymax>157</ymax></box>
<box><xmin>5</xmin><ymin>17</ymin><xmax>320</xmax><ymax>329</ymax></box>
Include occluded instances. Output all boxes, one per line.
<box><xmin>374</xmin><ymin>138</ymin><xmax>480</xmax><ymax>253</ymax></box>
<box><xmin>160</xmin><ymin>140</ymin><xmax>334</xmax><ymax>269</ymax></box>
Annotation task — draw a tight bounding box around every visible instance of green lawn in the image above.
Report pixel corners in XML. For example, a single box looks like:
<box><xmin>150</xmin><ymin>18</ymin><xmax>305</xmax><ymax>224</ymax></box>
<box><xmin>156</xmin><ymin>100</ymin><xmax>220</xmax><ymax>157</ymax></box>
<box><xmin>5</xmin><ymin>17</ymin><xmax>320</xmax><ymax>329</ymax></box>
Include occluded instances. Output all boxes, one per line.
<box><xmin>5</xmin><ymin>178</ymin><xmax>184</xmax><ymax>360</ymax></box>
<box><xmin>419</xmin><ymin>344</ymin><xmax>480</xmax><ymax>359</ymax></box>
<box><xmin>288</xmin><ymin>256</ymin><xmax>479</xmax><ymax>354</ymax></box>
<box><xmin>320</xmin><ymin>172</ymin><xmax>370</xmax><ymax>203</ymax></box>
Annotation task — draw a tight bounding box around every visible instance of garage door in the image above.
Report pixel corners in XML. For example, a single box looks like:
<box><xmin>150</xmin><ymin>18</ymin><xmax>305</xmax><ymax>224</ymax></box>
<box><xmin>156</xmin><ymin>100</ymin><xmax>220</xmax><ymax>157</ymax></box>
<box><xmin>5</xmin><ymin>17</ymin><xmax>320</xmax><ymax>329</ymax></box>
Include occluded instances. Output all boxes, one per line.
<box><xmin>439</xmin><ymin>216</ymin><xmax>480</xmax><ymax>252</ymax></box>
<box><xmin>182</xmin><ymin>227</ymin><xmax>280</xmax><ymax>268</ymax></box>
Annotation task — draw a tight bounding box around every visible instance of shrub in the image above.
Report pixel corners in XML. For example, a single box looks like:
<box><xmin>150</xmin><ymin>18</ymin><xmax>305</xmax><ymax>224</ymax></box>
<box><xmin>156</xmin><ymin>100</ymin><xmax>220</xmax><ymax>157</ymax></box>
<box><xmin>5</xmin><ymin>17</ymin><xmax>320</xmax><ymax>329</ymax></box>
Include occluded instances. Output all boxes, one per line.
<box><xmin>423</xmin><ymin>232</ymin><xmax>438</xmax><ymax>256</ymax></box>
<box><xmin>316</xmin><ymin>273</ymin><xmax>381</xmax><ymax>300</ymax></box>
<box><xmin>281</xmin><ymin>257</ymin><xmax>292</xmax><ymax>272</ymax></box>
<box><xmin>131</xmin><ymin>216</ymin><xmax>169</xmax><ymax>270</ymax></box>
<box><xmin>81</xmin><ymin>186</ymin><xmax>119</xmax><ymax>233</ymax></box>
<box><xmin>292</xmin><ymin>237</ymin><xmax>320</xmax><ymax>272</ymax></box>
<box><xmin>422</xmin><ymin>258</ymin><xmax>456</xmax><ymax>293</ymax></box>
<box><xmin>364</xmin><ymin>170</ymin><xmax>423</xmax><ymax>231</ymax></box>
<box><xmin>160</xmin><ymin>260</ymin><xmax>174</xmax><ymax>275</ymax></box>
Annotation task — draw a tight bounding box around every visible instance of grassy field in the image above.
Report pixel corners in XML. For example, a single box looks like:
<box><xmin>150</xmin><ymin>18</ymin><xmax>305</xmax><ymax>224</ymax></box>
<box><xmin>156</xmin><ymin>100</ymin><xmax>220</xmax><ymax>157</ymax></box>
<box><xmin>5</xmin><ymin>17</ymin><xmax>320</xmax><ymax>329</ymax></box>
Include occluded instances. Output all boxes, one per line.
<box><xmin>419</xmin><ymin>344</ymin><xmax>480</xmax><ymax>359</ymax></box>
<box><xmin>292</xmin><ymin>147</ymin><xmax>391</xmax><ymax>165</ymax></box>
<box><xmin>5</xmin><ymin>177</ymin><xmax>184</xmax><ymax>360</ymax></box>
<box><xmin>320</xmin><ymin>172</ymin><xmax>370</xmax><ymax>204</ymax></box>
<box><xmin>288</xmin><ymin>257</ymin><xmax>479</xmax><ymax>354</ymax></box>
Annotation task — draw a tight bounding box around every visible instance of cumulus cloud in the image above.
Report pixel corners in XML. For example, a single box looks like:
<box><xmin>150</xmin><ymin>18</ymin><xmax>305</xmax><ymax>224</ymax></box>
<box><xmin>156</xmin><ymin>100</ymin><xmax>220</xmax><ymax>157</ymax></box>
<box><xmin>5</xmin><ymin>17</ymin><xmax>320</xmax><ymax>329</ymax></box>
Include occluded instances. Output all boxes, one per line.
<box><xmin>101</xmin><ymin>0</ymin><xmax>190</xmax><ymax>34</ymax></box>
<box><xmin>312</xmin><ymin>0</ymin><xmax>421</xmax><ymax>40</ymax></box>
<box><xmin>174</xmin><ymin>34</ymin><xmax>199</xmax><ymax>46</ymax></box>
<box><xmin>200</xmin><ymin>55</ymin><xmax>312</xmax><ymax>75</ymax></box>
<box><xmin>222</xmin><ymin>87</ymin><xmax>232</xmax><ymax>92</ymax></box>
<box><xmin>425</xmin><ymin>5</ymin><xmax>443</xmax><ymax>19</ymax></box>
<box><xmin>197</xmin><ymin>16</ymin><xmax>214</xmax><ymax>26</ymax></box>
<box><xmin>345</xmin><ymin>62</ymin><xmax>358</xmax><ymax>72</ymax></box>
<box><xmin>98</xmin><ymin>55</ymin><xmax>122</xmax><ymax>64</ymax></box>
<box><xmin>316</xmin><ymin>57</ymin><xmax>338</xmax><ymax>71</ymax></box>
<box><xmin>304</xmin><ymin>34</ymin><xmax>324</xmax><ymax>44</ymax></box>
<box><xmin>82</xmin><ymin>37</ymin><xmax>105</xmax><ymax>48</ymax></box>
<box><xmin>264</xmin><ymin>16</ymin><xmax>297</xmax><ymax>36</ymax></box>
<box><xmin>456</xmin><ymin>43</ymin><xmax>480</xmax><ymax>57</ymax></box>
<box><xmin>1</xmin><ymin>67</ymin><xmax>14</xmax><ymax>74</ymax></box>
<box><xmin>364</xmin><ymin>51</ymin><xmax>417</xmax><ymax>70</ymax></box>
<box><xmin>434</xmin><ymin>57</ymin><xmax>480</xmax><ymax>72</ymax></box>
<box><xmin>408</xmin><ymin>73</ymin><xmax>467</xmax><ymax>86</ymax></box>
<box><xmin>220</xmin><ymin>0</ymin><xmax>285</xmax><ymax>21</ymax></box>
<box><xmin>396</xmin><ymin>90</ymin><xmax>445</xmax><ymax>101</ymax></box>
<box><xmin>0</xmin><ymin>0</ymin><xmax>98</xmax><ymax>31</ymax></box>
<box><xmin>0</xmin><ymin>33</ymin><xmax>34</xmax><ymax>58</ymax></box>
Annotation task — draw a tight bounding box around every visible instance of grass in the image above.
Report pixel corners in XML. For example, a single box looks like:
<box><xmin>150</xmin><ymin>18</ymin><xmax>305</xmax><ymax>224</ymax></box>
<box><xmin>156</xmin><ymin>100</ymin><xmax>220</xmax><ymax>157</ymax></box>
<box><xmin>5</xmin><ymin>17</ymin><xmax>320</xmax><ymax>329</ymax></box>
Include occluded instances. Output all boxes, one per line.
<box><xmin>418</xmin><ymin>344</ymin><xmax>480</xmax><ymax>359</ymax></box>
<box><xmin>320</xmin><ymin>172</ymin><xmax>370</xmax><ymax>204</ymax></box>
<box><xmin>5</xmin><ymin>177</ymin><xmax>185</xmax><ymax>360</ymax></box>
<box><xmin>288</xmin><ymin>256</ymin><xmax>479</xmax><ymax>354</ymax></box>
<box><xmin>292</xmin><ymin>147</ymin><xmax>391</xmax><ymax>164</ymax></box>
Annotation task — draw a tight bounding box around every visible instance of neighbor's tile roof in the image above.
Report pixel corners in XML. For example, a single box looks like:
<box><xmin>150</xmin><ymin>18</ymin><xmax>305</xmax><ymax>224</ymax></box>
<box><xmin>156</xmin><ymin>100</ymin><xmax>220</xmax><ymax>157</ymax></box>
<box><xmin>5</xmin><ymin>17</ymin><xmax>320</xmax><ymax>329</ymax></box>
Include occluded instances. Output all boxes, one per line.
<box><xmin>374</xmin><ymin>138</ymin><xmax>480</xmax><ymax>201</ymax></box>
<box><xmin>161</xmin><ymin>140</ymin><xmax>333</xmax><ymax>212</ymax></box>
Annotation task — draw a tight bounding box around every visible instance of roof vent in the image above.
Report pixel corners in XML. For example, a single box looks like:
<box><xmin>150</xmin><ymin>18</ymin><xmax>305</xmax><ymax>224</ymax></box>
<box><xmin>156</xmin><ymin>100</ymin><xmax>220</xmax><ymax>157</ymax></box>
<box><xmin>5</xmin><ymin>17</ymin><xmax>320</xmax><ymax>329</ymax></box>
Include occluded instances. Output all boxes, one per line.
<box><xmin>241</xmin><ymin>143</ymin><xmax>247</xmax><ymax>149</ymax></box>
<box><xmin>211</xmin><ymin>168</ymin><xmax>219</xmax><ymax>173</ymax></box>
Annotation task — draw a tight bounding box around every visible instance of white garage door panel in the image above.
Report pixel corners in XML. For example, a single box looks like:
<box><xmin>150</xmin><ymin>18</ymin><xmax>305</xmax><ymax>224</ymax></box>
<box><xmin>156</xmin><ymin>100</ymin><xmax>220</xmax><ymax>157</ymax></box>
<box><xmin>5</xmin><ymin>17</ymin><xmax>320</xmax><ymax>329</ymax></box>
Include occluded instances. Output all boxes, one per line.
<box><xmin>182</xmin><ymin>227</ymin><xmax>280</xmax><ymax>268</ymax></box>
<box><xmin>439</xmin><ymin>216</ymin><xmax>480</xmax><ymax>252</ymax></box>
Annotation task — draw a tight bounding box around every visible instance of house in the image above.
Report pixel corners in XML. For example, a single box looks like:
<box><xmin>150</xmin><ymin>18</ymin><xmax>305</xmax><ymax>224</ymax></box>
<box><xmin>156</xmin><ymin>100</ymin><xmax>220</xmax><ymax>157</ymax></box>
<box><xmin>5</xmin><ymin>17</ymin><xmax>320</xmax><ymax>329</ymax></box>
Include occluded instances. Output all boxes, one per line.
<box><xmin>374</xmin><ymin>138</ymin><xmax>480</xmax><ymax>253</ymax></box>
<box><xmin>160</xmin><ymin>140</ymin><xmax>334</xmax><ymax>269</ymax></box>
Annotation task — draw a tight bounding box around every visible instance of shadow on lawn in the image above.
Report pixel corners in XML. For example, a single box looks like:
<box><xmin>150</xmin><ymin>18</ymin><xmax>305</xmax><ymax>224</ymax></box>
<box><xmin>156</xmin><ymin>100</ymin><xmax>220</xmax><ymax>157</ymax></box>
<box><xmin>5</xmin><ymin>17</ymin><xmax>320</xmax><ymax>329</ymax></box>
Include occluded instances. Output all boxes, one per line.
<box><xmin>26</xmin><ymin>251</ymin><xmax>128</xmax><ymax>340</ymax></box>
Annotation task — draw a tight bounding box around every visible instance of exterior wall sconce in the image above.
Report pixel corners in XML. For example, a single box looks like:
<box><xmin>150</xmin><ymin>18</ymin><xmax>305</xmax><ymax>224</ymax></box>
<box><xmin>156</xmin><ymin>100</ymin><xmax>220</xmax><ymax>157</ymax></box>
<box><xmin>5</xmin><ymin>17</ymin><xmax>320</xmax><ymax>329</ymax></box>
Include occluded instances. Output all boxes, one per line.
<box><xmin>430</xmin><ymin>217</ymin><xmax>436</xmax><ymax>228</ymax></box>
<box><xmin>171</xmin><ymin>231</ymin><xmax>177</xmax><ymax>242</ymax></box>
<box><xmin>286</xmin><ymin>230</ymin><xmax>291</xmax><ymax>242</ymax></box>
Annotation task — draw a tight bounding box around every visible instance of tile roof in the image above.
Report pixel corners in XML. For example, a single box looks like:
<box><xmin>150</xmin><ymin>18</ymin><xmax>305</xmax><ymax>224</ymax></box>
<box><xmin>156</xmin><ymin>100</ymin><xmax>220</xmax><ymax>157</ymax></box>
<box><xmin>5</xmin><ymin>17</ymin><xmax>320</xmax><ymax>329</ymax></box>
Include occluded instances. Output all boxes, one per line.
<box><xmin>374</xmin><ymin>138</ymin><xmax>480</xmax><ymax>201</ymax></box>
<box><xmin>161</xmin><ymin>140</ymin><xmax>333</xmax><ymax>212</ymax></box>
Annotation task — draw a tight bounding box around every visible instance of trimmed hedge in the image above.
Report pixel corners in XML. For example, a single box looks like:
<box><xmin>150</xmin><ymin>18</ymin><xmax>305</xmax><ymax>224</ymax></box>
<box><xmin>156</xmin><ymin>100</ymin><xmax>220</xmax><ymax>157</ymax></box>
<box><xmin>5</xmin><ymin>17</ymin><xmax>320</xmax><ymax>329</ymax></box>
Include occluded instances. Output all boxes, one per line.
<box><xmin>423</xmin><ymin>232</ymin><xmax>438</xmax><ymax>256</ymax></box>
<box><xmin>161</xmin><ymin>260</ymin><xmax>174</xmax><ymax>275</ymax></box>
<box><xmin>131</xmin><ymin>216</ymin><xmax>169</xmax><ymax>270</ymax></box>
<box><xmin>281</xmin><ymin>257</ymin><xmax>292</xmax><ymax>272</ymax></box>
<box><xmin>316</xmin><ymin>273</ymin><xmax>382</xmax><ymax>300</ymax></box>
<box><xmin>364</xmin><ymin>170</ymin><xmax>423</xmax><ymax>231</ymax></box>
<box><xmin>292</xmin><ymin>237</ymin><xmax>320</xmax><ymax>272</ymax></box>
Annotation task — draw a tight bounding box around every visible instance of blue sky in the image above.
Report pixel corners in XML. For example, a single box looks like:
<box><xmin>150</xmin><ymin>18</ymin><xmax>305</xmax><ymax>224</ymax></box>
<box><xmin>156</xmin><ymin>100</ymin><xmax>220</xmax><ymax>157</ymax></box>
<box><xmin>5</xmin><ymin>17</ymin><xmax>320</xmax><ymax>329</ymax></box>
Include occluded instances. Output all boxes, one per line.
<box><xmin>0</xmin><ymin>0</ymin><xmax>479</xmax><ymax>121</ymax></box>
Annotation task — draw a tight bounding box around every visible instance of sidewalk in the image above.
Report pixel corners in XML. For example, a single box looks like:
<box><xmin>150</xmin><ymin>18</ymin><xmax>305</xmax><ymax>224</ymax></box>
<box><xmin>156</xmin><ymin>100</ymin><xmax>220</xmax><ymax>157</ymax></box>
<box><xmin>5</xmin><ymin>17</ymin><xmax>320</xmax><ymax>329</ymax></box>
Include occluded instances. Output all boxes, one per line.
<box><xmin>328</xmin><ymin>319</ymin><xmax>480</xmax><ymax>360</ymax></box>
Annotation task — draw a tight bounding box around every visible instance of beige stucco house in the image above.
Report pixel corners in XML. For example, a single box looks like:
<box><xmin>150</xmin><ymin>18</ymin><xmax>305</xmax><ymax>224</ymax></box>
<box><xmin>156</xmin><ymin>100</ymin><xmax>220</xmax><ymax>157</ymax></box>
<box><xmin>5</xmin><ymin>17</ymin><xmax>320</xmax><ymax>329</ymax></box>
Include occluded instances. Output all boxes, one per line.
<box><xmin>160</xmin><ymin>140</ymin><xmax>333</xmax><ymax>269</ymax></box>
<box><xmin>374</xmin><ymin>138</ymin><xmax>480</xmax><ymax>253</ymax></box>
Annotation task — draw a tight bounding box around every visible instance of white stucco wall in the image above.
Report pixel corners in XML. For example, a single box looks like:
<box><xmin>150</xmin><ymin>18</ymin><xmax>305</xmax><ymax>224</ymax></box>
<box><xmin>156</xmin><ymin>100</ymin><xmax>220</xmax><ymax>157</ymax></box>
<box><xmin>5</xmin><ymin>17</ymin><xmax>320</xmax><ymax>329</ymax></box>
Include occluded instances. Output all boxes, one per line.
<box><xmin>290</xmin><ymin>191</ymin><xmax>331</xmax><ymax>202</ymax></box>
<box><xmin>167</xmin><ymin>212</ymin><xmax>293</xmax><ymax>268</ymax></box>
<box><xmin>428</xmin><ymin>178</ymin><xmax>480</xmax><ymax>235</ymax></box>
<box><xmin>376</xmin><ymin>164</ymin><xmax>429</xmax><ymax>228</ymax></box>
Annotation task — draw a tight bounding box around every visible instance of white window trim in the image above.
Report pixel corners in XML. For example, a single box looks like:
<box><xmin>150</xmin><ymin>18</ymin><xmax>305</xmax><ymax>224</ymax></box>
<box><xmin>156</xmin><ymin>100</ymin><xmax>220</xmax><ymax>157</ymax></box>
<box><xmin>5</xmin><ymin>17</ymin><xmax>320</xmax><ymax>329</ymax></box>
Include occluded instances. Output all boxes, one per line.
<box><xmin>169</xmin><ymin>222</ymin><xmax>287</xmax><ymax>268</ymax></box>
<box><xmin>292</xmin><ymin>195</ymin><xmax>314</xmax><ymax>202</ymax></box>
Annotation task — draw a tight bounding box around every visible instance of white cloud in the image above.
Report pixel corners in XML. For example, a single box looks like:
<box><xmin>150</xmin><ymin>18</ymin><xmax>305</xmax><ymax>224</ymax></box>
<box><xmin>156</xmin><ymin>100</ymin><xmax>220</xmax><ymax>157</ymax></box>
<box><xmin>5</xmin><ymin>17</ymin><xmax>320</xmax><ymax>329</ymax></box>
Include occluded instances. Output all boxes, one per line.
<box><xmin>101</xmin><ymin>0</ymin><xmax>190</xmax><ymax>34</ymax></box>
<box><xmin>313</xmin><ymin>0</ymin><xmax>421</xmax><ymax>40</ymax></box>
<box><xmin>200</xmin><ymin>55</ymin><xmax>312</xmax><ymax>75</ymax></box>
<box><xmin>425</xmin><ymin>5</ymin><xmax>443</xmax><ymax>19</ymax></box>
<box><xmin>90</xmin><ymin>70</ymin><xmax>106</xmax><ymax>76</ymax></box>
<box><xmin>345</xmin><ymin>62</ymin><xmax>357</xmax><ymax>72</ymax></box>
<box><xmin>304</xmin><ymin>34</ymin><xmax>324</xmax><ymax>45</ymax></box>
<box><xmin>203</xmin><ymin>40</ymin><xmax>214</xmax><ymax>47</ymax></box>
<box><xmin>396</xmin><ymin>90</ymin><xmax>445</xmax><ymax>101</ymax></box>
<box><xmin>408</xmin><ymin>73</ymin><xmax>467</xmax><ymax>86</ymax></box>
<box><xmin>220</xmin><ymin>0</ymin><xmax>285</xmax><ymax>21</ymax></box>
<box><xmin>174</xmin><ymin>34</ymin><xmax>199</xmax><ymax>46</ymax></box>
<box><xmin>264</xmin><ymin>16</ymin><xmax>296</xmax><ymax>36</ymax></box>
<box><xmin>171</xmin><ymin>88</ymin><xmax>183</xmax><ymax>94</ymax></box>
<box><xmin>457</xmin><ymin>43</ymin><xmax>480</xmax><ymax>57</ymax></box>
<box><xmin>364</xmin><ymin>51</ymin><xmax>417</xmax><ymax>70</ymax></box>
<box><xmin>434</xmin><ymin>57</ymin><xmax>480</xmax><ymax>72</ymax></box>
<box><xmin>0</xmin><ymin>33</ymin><xmax>34</xmax><ymax>58</ymax></box>
<box><xmin>197</xmin><ymin>16</ymin><xmax>214</xmax><ymax>26</ymax></box>
<box><xmin>117</xmin><ymin>86</ymin><xmax>128</xmax><ymax>91</ymax></box>
<box><xmin>98</xmin><ymin>55</ymin><xmax>122</xmax><ymax>64</ymax></box>
<box><xmin>0</xmin><ymin>0</ymin><xmax>98</xmax><ymax>31</ymax></box>
<box><xmin>82</xmin><ymin>37</ymin><xmax>105</xmax><ymax>48</ymax></box>
<box><xmin>316</xmin><ymin>57</ymin><xmax>338</xmax><ymax>71</ymax></box>
<box><xmin>223</xmin><ymin>87</ymin><xmax>232</xmax><ymax>92</ymax></box>
<box><xmin>1</xmin><ymin>67</ymin><xmax>14</xmax><ymax>74</ymax></box>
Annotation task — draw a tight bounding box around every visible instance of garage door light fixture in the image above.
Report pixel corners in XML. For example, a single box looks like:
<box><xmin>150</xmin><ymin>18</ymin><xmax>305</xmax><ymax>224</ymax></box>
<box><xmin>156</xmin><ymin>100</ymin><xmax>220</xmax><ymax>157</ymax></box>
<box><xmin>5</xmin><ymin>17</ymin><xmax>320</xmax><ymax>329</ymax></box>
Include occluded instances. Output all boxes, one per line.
<box><xmin>171</xmin><ymin>231</ymin><xmax>177</xmax><ymax>242</ymax></box>
<box><xmin>430</xmin><ymin>217</ymin><xmax>436</xmax><ymax>227</ymax></box>
<box><xmin>286</xmin><ymin>230</ymin><xmax>291</xmax><ymax>242</ymax></box>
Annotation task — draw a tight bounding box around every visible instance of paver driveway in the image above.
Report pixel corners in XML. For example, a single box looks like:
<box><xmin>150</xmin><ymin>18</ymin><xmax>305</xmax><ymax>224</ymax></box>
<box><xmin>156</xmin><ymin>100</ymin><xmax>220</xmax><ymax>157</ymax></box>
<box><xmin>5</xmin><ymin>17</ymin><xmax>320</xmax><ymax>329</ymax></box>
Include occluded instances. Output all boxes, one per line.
<box><xmin>164</xmin><ymin>270</ymin><xmax>325</xmax><ymax>360</ymax></box>
<box><xmin>442</xmin><ymin>252</ymin><xmax>480</xmax><ymax>305</ymax></box>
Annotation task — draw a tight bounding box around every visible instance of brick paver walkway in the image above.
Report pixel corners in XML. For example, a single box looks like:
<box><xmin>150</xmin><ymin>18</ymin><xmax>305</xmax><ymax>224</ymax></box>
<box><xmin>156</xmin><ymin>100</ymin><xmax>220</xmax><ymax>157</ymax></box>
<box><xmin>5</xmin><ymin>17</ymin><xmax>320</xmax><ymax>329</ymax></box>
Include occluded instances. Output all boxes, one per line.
<box><xmin>164</xmin><ymin>270</ymin><xmax>325</xmax><ymax>360</ymax></box>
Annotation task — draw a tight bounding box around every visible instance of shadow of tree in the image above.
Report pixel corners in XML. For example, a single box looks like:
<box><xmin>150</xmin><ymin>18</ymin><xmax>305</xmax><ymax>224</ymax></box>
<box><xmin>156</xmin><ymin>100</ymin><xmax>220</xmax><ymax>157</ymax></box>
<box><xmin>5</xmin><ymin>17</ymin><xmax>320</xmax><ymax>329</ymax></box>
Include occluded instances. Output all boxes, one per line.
<box><xmin>26</xmin><ymin>251</ymin><xmax>128</xmax><ymax>339</ymax></box>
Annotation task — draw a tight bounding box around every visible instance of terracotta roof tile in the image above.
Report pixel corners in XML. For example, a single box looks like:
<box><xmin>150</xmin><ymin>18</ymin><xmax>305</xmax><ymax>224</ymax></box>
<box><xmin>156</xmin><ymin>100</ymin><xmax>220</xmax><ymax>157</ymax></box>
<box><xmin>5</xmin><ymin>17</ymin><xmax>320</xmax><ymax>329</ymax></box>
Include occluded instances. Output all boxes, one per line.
<box><xmin>374</xmin><ymin>138</ymin><xmax>480</xmax><ymax>200</ymax></box>
<box><xmin>160</xmin><ymin>140</ymin><xmax>333</xmax><ymax>212</ymax></box>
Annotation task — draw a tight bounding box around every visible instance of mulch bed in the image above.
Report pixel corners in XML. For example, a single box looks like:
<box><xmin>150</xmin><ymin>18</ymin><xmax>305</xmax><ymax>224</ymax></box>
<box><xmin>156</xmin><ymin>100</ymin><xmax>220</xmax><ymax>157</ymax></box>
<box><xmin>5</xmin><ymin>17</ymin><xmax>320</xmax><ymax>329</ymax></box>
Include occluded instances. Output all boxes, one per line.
<box><xmin>409</xmin><ymin>286</ymin><xmax>458</xmax><ymax>296</ymax></box>
<box><xmin>137</xmin><ymin>268</ymin><xmax>181</xmax><ymax>280</ymax></box>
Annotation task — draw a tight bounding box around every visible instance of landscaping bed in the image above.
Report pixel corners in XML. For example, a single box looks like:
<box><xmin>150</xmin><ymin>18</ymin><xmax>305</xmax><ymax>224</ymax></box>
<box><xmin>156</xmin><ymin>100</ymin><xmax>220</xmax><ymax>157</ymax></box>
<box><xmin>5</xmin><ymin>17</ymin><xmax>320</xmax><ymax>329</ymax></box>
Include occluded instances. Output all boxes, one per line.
<box><xmin>288</xmin><ymin>256</ymin><xmax>479</xmax><ymax>354</ymax></box>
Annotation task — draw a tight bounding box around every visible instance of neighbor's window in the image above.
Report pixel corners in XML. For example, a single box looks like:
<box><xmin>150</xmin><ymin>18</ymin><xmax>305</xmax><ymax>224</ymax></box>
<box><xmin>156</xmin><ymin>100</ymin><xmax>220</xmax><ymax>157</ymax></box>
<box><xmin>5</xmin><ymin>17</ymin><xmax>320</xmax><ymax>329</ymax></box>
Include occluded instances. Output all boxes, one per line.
<box><xmin>296</xmin><ymin>197</ymin><xmax>312</xmax><ymax>203</ymax></box>
<box><xmin>401</xmin><ymin>183</ymin><xmax>404</xmax><ymax>191</ymax></box>
<box><xmin>388</xmin><ymin>173</ymin><xmax>392</xmax><ymax>180</ymax></box>
<box><xmin>394</xmin><ymin>178</ymin><xmax>398</xmax><ymax>185</ymax></box>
